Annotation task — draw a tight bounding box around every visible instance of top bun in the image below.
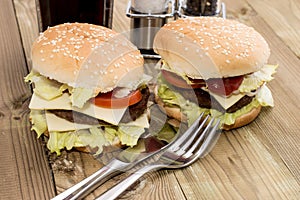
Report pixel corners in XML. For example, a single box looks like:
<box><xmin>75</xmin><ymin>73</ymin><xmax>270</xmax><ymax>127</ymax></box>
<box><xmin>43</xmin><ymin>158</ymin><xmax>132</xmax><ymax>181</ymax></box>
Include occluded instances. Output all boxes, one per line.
<box><xmin>153</xmin><ymin>17</ymin><xmax>270</xmax><ymax>79</ymax></box>
<box><xmin>32</xmin><ymin>23</ymin><xmax>144</xmax><ymax>93</ymax></box>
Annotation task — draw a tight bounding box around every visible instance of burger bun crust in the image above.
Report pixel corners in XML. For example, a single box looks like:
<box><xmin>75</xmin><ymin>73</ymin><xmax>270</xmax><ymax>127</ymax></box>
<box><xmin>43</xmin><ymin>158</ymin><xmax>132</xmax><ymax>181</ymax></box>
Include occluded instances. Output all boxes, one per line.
<box><xmin>31</xmin><ymin>23</ymin><xmax>144</xmax><ymax>93</ymax></box>
<box><xmin>153</xmin><ymin>17</ymin><xmax>270</xmax><ymax>79</ymax></box>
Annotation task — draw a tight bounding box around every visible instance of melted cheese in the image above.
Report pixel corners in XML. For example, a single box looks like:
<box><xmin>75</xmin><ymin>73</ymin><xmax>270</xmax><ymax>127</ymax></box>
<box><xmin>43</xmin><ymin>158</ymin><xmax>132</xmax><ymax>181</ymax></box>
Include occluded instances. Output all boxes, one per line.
<box><xmin>210</xmin><ymin>92</ymin><xmax>245</xmax><ymax>110</ymax></box>
<box><xmin>45</xmin><ymin>112</ymin><xmax>93</xmax><ymax>132</ymax></box>
<box><xmin>45</xmin><ymin>112</ymin><xmax>149</xmax><ymax>132</ymax></box>
<box><xmin>29</xmin><ymin>93</ymin><xmax>127</xmax><ymax>125</ymax></box>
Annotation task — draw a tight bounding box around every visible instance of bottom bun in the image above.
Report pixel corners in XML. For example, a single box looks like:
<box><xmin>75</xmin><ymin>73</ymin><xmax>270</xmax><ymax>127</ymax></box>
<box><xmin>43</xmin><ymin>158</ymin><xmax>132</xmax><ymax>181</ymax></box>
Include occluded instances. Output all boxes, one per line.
<box><xmin>222</xmin><ymin>106</ymin><xmax>261</xmax><ymax>130</ymax></box>
<box><xmin>154</xmin><ymin>88</ymin><xmax>261</xmax><ymax>131</ymax></box>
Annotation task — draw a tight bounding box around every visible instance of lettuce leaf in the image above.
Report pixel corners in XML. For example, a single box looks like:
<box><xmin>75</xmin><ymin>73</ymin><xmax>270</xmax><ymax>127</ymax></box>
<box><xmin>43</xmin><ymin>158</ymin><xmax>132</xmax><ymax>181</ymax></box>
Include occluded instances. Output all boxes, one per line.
<box><xmin>47</xmin><ymin>127</ymin><xmax>109</xmax><ymax>155</ymax></box>
<box><xmin>28</xmin><ymin>99</ymin><xmax>147</xmax><ymax>155</ymax></box>
<box><xmin>29</xmin><ymin>110</ymin><xmax>47</xmax><ymax>137</ymax></box>
<box><xmin>160</xmin><ymin>61</ymin><xmax>194</xmax><ymax>84</ymax></box>
<box><xmin>25</xmin><ymin>70</ymin><xmax>95</xmax><ymax>108</ymax></box>
<box><xmin>44</xmin><ymin>124</ymin><xmax>146</xmax><ymax>155</ymax></box>
<box><xmin>25</xmin><ymin>70</ymin><xmax>70</xmax><ymax>100</ymax></box>
<box><xmin>211</xmin><ymin>99</ymin><xmax>261</xmax><ymax>125</ymax></box>
<box><xmin>157</xmin><ymin>75</ymin><xmax>275</xmax><ymax>127</ymax></box>
<box><xmin>118</xmin><ymin>126</ymin><xmax>145</xmax><ymax>147</ymax></box>
<box><xmin>256</xmin><ymin>84</ymin><xmax>274</xmax><ymax>107</ymax></box>
<box><xmin>239</xmin><ymin>64</ymin><xmax>278</xmax><ymax>93</ymax></box>
<box><xmin>155</xmin><ymin>123</ymin><xmax>177</xmax><ymax>143</ymax></box>
<box><xmin>70</xmin><ymin>87</ymin><xmax>96</xmax><ymax>108</ymax></box>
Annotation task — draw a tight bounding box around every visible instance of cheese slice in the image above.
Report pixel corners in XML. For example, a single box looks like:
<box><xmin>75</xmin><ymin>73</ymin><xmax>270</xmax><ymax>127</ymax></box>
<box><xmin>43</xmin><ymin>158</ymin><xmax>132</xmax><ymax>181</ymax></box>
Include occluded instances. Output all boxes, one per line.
<box><xmin>210</xmin><ymin>92</ymin><xmax>245</xmax><ymax>110</ymax></box>
<box><xmin>120</xmin><ymin>112</ymin><xmax>149</xmax><ymax>128</ymax></box>
<box><xmin>46</xmin><ymin>112</ymin><xmax>93</xmax><ymax>132</ymax></box>
<box><xmin>45</xmin><ymin>111</ymin><xmax>149</xmax><ymax>132</ymax></box>
<box><xmin>29</xmin><ymin>92</ymin><xmax>127</xmax><ymax>125</ymax></box>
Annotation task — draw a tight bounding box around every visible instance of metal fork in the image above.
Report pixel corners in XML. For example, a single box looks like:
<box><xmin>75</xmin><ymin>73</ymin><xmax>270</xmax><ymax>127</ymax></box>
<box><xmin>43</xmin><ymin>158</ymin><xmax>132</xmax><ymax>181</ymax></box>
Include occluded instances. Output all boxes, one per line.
<box><xmin>51</xmin><ymin>112</ymin><xmax>208</xmax><ymax>200</ymax></box>
<box><xmin>96</xmin><ymin>116</ymin><xmax>221</xmax><ymax>200</ymax></box>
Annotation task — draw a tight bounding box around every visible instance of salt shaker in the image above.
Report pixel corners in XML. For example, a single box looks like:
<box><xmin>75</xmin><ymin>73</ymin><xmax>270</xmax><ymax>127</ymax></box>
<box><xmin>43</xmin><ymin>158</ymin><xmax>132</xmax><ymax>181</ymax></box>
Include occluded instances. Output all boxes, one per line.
<box><xmin>126</xmin><ymin>0</ymin><xmax>176</xmax><ymax>58</ymax></box>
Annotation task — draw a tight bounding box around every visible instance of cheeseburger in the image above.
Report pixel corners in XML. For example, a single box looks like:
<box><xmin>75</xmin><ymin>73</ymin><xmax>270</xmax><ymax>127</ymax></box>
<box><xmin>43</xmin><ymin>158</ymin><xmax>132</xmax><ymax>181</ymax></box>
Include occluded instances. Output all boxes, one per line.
<box><xmin>153</xmin><ymin>17</ymin><xmax>277</xmax><ymax>130</ymax></box>
<box><xmin>25</xmin><ymin>23</ymin><xmax>151</xmax><ymax>155</ymax></box>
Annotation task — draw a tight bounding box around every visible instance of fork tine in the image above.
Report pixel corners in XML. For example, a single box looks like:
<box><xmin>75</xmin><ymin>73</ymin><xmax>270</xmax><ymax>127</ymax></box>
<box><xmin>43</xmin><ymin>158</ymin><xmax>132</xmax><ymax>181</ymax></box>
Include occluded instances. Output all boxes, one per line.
<box><xmin>95</xmin><ymin>116</ymin><xmax>221</xmax><ymax>200</ymax></box>
<box><xmin>183</xmin><ymin>118</ymin><xmax>221</xmax><ymax>167</ymax></box>
<box><xmin>174</xmin><ymin>114</ymin><xmax>209</xmax><ymax>156</ymax></box>
<box><xmin>182</xmin><ymin>116</ymin><xmax>215</xmax><ymax>158</ymax></box>
<box><xmin>170</xmin><ymin>112</ymin><xmax>205</xmax><ymax>150</ymax></box>
<box><xmin>198</xmin><ymin>118</ymin><xmax>221</xmax><ymax>157</ymax></box>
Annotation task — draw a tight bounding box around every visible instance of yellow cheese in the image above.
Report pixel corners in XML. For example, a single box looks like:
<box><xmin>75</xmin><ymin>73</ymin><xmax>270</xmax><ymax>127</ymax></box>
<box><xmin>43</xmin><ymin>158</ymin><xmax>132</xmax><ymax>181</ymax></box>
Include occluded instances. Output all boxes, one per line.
<box><xmin>210</xmin><ymin>92</ymin><xmax>245</xmax><ymax>110</ymax></box>
<box><xmin>45</xmin><ymin>111</ymin><xmax>149</xmax><ymax>132</ymax></box>
<box><xmin>120</xmin><ymin>112</ymin><xmax>149</xmax><ymax>128</ymax></box>
<box><xmin>29</xmin><ymin>93</ymin><xmax>127</xmax><ymax>125</ymax></box>
<box><xmin>45</xmin><ymin>112</ymin><xmax>93</xmax><ymax>132</ymax></box>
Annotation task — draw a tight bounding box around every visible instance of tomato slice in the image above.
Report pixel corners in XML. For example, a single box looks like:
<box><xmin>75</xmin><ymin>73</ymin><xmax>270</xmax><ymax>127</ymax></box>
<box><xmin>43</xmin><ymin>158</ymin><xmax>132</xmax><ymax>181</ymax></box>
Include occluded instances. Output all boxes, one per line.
<box><xmin>206</xmin><ymin>76</ymin><xmax>244</xmax><ymax>96</ymax></box>
<box><xmin>92</xmin><ymin>88</ymin><xmax>142</xmax><ymax>108</ymax></box>
<box><xmin>161</xmin><ymin>69</ymin><xmax>244</xmax><ymax>96</ymax></box>
<box><xmin>161</xmin><ymin>70</ymin><xmax>205</xmax><ymax>89</ymax></box>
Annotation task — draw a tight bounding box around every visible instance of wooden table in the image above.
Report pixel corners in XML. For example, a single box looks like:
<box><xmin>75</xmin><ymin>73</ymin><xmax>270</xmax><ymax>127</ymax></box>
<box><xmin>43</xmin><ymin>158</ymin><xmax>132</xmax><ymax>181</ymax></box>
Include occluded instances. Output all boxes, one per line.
<box><xmin>0</xmin><ymin>0</ymin><xmax>299</xmax><ymax>199</ymax></box>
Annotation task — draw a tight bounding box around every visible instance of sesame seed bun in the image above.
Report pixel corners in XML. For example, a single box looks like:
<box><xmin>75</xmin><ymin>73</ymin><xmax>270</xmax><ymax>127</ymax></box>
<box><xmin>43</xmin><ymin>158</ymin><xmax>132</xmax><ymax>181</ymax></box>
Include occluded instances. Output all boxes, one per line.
<box><xmin>153</xmin><ymin>17</ymin><xmax>270</xmax><ymax>79</ymax></box>
<box><xmin>31</xmin><ymin>23</ymin><xmax>144</xmax><ymax>93</ymax></box>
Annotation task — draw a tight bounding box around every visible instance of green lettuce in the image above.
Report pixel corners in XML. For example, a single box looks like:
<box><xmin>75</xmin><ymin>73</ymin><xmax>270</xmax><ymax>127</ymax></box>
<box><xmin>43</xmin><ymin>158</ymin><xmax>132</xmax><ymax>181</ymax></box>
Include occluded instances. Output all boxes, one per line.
<box><xmin>157</xmin><ymin>70</ymin><xmax>275</xmax><ymax>127</ymax></box>
<box><xmin>118</xmin><ymin>126</ymin><xmax>145</xmax><ymax>147</ymax></box>
<box><xmin>29</xmin><ymin>110</ymin><xmax>48</xmax><ymax>137</ymax></box>
<box><xmin>42</xmin><ymin>124</ymin><xmax>146</xmax><ymax>155</ymax></box>
<box><xmin>155</xmin><ymin>123</ymin><xmax>177</xmax><ymax>143</ymax></box>
<box><xmin>29</xmin><ymin>106</ymin><xmax>147</xmax><ymax>155</ymax></box>
<box><xmin>25</xmin><ymin>70</ymin><xmax>69</xmax><ymax>100</ymax></box>
<box><xmin>47</xmin><ymin>126</ymin><xmax>113</xmax><ymax>155</ymax></box>
<box><xmin>239</xmin><ymin>64</ymin><xmax>278</xmax><ymax>93</ymax></box>
<box><xmin>70</xmin><ymin>87</ymin><xmax>96</xmax><ymax>108</ymax></box>
<box><xmin>25</xmin><ymin>70</ymin><xmax>95</xmax><ymax>108</ymax></box>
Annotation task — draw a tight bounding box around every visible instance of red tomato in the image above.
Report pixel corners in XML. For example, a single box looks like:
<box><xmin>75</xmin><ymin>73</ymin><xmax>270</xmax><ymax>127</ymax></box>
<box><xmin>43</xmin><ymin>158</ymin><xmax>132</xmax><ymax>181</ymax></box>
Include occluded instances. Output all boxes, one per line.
<box><xmin>92</xmin><ymin>88</ymin><xmax>142</xmax><ymax>108</ymax></box>
<box><xmin>206</xmin><ymin>76</ymin><xmax>244</xmax><ymax>96</ymax></box>
<box><xmin>161</xmin><ymin>70</ymin><xmax>205</xmax><ymax>89</ymax></box>
<box><xmin>161</xmin><ymin>70</ymin><xmax>244</xmax><ymax>96</ymax></box>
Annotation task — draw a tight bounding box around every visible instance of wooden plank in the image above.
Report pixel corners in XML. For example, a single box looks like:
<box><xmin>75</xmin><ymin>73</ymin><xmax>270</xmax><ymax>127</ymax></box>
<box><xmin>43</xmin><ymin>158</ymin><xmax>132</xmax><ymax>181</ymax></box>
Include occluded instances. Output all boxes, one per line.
<box><xmin>174</xmin><ymin>127</ymin><xmax>300</xmax><ymax>199</ymax></box>
<box><xmin>247</xmin><ymin>0</ymin><xmax>300</xmax><ymax>57</ymax></box>
<box><xmin>246</xmin><ymin>16</ymin><xmax>300</xmax><ymax>184</ymax></box>
<box><xmin>9</xmin><ymin>0</ymin><xmax>299</xmax><ymax>199</ymax></box>
<box><xmin>13</xmin><ymin>0</ymin><xmax>39</xmax><ymax>69</ymax></box>
<box><xmin>0</xmin><ymin>0</ymin><xmax>55</xmax><ymax>199</ymax></box>
<box><xmin>225</xmin><ymin>0</ymin><xmax>300</xmax><ymax>183</ymax></box>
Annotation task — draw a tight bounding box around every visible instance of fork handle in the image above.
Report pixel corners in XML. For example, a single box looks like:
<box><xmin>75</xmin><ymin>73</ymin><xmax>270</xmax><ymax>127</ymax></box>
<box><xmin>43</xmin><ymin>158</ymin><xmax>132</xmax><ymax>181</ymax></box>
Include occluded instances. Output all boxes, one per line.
<box><xmin>96</xmin><ymin>164</ymin><xmax>161</xmax><ymax>200</ymax></box>
<box><xmin>51</xmin><ymin>159</ymin><xmax>127</xmax><ymax>200</ymax></box>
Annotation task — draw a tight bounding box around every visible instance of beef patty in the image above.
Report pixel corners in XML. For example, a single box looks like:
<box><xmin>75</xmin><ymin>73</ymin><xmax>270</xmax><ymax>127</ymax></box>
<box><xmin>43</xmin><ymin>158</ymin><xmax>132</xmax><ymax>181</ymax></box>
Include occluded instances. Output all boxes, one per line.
<box><xmin>171</xmin><ymin>86</ymin><xmax>254</xmax><ymax>113</ymax></box>
<box><xmin>50</xmin><ymin>87</ymin><xmax>150</xmax><ymax>125</ymax></box>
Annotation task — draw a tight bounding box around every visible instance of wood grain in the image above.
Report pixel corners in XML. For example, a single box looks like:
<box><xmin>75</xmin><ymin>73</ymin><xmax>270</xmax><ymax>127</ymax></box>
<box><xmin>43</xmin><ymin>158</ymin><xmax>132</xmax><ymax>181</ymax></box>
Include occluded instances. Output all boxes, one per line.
<box><xmin>6</xmin><ymin>0</ymin><xmax>300</xmax><ymax>199</ymax></box>
<box><xmin>0</xmin><ymin>0</ymin><xmax>55</xmax><ymax>199</ymax></box>
<box><xmin>247</xmin><ymin>0</ymin><xmax>300</xmax><ymax>58</ymax></box>
<box><xmin>13</xmin><ymin>0</ymin><xmax>39</xmax><ymax>69</ymax></box>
